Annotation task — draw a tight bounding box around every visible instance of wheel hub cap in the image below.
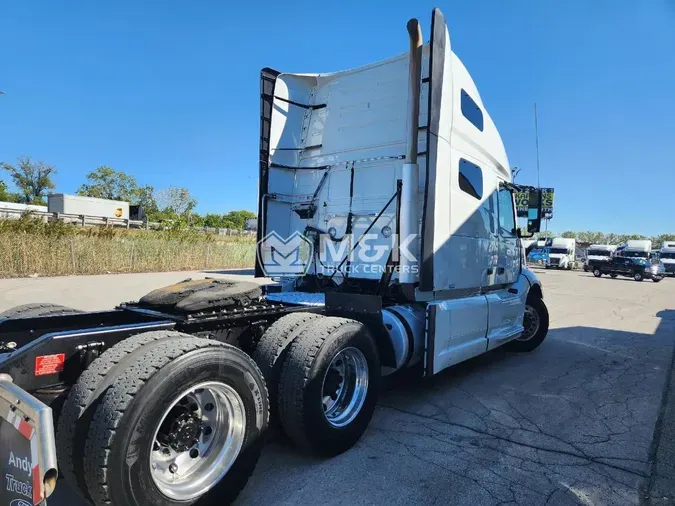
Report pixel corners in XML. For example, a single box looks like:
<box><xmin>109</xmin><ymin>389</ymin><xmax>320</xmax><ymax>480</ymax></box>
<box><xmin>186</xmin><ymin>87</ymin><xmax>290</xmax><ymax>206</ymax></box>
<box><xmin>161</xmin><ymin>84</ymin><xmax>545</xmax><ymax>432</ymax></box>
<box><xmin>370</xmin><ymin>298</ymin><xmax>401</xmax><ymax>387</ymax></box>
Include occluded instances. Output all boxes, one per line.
<box><xmin>150</xmin><ymin>381</ymin><xmax>247</xmax><ymax>501</ymax></box>
<box><xmin>158</xmin><ymin>407</ymin><xmax>203</xmax><ymax>452</ymax></box>
<box><xmin>321</xmin><ymin>347</ymin><xmax>369</xmax><ymax>428</ymax></box>
<box><xmin>518</xmin><ymin>305</ymin><xmax>540</xmax><ymax>342</ymax></box>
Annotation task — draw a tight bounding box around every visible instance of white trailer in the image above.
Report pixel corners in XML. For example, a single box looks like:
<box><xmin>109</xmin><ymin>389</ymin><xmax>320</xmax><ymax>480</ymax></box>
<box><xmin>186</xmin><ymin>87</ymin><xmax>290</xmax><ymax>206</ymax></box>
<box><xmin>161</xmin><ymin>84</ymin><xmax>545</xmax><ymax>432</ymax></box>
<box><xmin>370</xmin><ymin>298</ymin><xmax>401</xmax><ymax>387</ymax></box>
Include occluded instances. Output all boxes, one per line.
<box><xmin>545</xmin><ymin>238</ymin><xmax>576</xmax><ymax>269</ymax></box>
<box><xmin>0</xmin><ymin>201</ymin><xmax>49</xmax><ymax>221</ymax></box>
<box><xmin>48</xmin><ymin>194</ymin><xmax>130</xmax><ymax>220</ymax></box>
<box><xmin>660</xmin><ymin>241</ymin><xmax>675</xmax><ymax>275</ymax></box>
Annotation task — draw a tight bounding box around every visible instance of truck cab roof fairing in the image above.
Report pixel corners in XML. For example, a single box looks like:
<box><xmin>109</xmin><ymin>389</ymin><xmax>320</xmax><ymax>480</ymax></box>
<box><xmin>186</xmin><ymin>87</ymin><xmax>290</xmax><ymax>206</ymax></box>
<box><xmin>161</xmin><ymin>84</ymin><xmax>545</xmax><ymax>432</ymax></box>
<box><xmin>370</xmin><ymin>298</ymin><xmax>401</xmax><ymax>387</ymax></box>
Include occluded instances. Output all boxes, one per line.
<box><xmin>420</xmin><ymin>9</ymin><xmax>510</xmax><ymax>293</ymax></box>
<box><xmin>256</xmin><ymin>9</ymin><xmax>511</xmax><ymax>293</ymax></box>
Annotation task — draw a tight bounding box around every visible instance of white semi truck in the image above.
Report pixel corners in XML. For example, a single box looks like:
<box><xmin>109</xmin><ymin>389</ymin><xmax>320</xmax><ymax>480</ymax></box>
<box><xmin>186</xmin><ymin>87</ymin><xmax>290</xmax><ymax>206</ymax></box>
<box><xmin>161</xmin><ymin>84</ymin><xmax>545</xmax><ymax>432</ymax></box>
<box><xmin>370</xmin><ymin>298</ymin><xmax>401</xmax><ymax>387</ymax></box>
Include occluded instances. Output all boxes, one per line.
<box><xmin>660</xmin><ymin>241</ymin><xmax>675</xmax><ymax>276</ymax></box>
<box><xmin>545</xmin><ymin>237</ymin><xmax>576</xmax><ymax>269</ymax></box>
<box><xmin>0</xmin><ymin>10</ymin><xmax>549</xmax><ymax>506</ymax></box>
<box><xmin>620</xmin><ymin>239</ymin><xmax>652</xmax><ymax>259</ymax></box>
<box><xmin>583</xmin><ymin>244</ymin><xmax>617</xmax><ymax>271</ymax></box>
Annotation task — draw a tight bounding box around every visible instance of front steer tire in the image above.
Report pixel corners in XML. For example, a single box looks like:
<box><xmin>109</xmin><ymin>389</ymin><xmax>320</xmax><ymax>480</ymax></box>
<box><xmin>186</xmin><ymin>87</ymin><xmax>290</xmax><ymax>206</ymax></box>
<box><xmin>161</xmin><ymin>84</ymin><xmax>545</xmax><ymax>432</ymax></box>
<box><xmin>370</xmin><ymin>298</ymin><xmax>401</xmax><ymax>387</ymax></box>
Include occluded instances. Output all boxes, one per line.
<box><xmin>278</xmin><ymin>316</ymin><xmax>380</xmax><ymax>457</ymax></box>
<box><xmin>83</xmin><ymin>337</ymin><xmax>269</xmax><ymax>506</ymax></box>
<box><xmin>504</xmin><ymin>296</ymin><xmax>549</xmax><ymax>353</ymax></box>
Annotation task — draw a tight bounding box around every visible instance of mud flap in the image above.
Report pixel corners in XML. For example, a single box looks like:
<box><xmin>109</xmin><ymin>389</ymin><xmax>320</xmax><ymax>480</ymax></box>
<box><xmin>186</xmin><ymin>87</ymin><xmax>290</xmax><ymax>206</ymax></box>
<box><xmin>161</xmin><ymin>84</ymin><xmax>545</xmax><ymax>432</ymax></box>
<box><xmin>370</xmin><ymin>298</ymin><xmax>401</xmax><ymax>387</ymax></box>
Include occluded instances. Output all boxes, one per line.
<box><xmin>0</xmin><ymin>378</ymin><xmax>57</xmax><ymax>506</ymax></box>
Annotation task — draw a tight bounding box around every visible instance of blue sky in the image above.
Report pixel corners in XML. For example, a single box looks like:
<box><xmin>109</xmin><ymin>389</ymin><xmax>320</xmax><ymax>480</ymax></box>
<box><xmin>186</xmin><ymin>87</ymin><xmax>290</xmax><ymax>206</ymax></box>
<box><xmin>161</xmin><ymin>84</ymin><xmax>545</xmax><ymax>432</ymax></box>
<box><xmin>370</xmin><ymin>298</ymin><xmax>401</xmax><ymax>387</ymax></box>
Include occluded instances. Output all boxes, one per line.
<box><xmin>1</xmin><ymin>1</ymin><xmax>674</xmax><ymax>235</ymax></box>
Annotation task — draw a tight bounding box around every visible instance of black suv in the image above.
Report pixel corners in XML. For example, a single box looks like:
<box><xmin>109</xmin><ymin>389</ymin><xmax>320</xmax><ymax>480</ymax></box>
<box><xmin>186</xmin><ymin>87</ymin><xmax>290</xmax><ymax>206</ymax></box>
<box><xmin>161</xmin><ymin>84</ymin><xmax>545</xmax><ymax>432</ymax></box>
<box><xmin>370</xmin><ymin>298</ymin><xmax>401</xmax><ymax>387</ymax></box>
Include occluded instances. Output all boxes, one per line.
<box><xmin>589</xmin><ymin>256</ymin><xmax>664</xmax><ymax>282</ymax></box>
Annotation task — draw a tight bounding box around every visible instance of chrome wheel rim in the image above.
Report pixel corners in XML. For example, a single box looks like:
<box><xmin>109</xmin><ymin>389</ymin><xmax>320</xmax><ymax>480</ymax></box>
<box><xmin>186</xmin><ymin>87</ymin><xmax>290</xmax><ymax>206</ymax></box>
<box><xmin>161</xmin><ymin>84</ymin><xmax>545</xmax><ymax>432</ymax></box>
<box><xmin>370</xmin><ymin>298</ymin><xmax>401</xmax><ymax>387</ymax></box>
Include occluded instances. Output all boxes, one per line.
<box><xmin>321</xmin><ymin>347</ymin><xmax>369</xmax><ymax>428</ymax></box>
<box><xmin>519</xmin><ymin>305</ymin><xmax>540</xmax><ymax>342</ymax></box>
<box><xmin>150</xmin><ymin>381</ymin><xmax>246</xmax><ymax>501</ymax></box>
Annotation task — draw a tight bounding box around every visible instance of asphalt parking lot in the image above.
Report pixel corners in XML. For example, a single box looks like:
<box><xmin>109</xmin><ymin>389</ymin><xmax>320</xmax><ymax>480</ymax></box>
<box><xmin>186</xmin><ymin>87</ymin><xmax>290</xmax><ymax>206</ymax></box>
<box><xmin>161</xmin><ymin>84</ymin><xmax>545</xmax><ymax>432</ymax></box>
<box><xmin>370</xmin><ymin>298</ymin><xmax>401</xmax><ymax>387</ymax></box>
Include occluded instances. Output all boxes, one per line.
<box><xmin>2</xmin><ymin>268</ymin><xmax>674</xmax><ymax>505</ymax></box>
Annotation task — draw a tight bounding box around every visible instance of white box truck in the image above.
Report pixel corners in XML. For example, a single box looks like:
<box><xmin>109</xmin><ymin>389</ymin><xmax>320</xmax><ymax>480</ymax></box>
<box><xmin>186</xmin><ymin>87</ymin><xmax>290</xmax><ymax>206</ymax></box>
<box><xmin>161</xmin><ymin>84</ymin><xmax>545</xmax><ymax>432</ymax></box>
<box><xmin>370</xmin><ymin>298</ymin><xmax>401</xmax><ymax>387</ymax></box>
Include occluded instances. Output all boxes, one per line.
<box><xmin>545</xmin><ymin>238</ymin><xmax>576</xmax><ymax>269</ymax></box>
<box><xmin>660</xmin><ymin>241</ymin><xmax>675</xmax><ymax>275</ymax></box>
<box><xmin>48</xmin><ymin>194</ymin><xmax>130</xmax><ymax>220</ymax></box>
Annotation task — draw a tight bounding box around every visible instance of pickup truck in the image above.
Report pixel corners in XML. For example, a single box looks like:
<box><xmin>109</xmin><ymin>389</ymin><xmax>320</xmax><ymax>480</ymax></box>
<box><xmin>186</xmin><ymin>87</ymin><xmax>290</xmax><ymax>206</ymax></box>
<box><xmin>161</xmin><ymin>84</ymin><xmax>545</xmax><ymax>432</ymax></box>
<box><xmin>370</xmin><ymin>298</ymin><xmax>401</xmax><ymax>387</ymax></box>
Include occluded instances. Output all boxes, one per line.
<box><xmin>589</xmin><ymin>256</ymin><xmax>664</xmax><ymax>282</ymax></box>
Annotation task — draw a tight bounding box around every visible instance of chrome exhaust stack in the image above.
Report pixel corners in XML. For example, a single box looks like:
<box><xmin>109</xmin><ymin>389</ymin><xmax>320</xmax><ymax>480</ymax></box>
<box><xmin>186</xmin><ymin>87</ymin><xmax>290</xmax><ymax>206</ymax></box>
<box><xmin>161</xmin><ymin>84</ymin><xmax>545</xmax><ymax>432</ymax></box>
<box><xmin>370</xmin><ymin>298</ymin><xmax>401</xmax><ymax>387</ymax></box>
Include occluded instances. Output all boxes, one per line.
<box><xmin>400</xmin><ymin>18</ymin><xmax>423</xmax><ymax>291</ymax></box>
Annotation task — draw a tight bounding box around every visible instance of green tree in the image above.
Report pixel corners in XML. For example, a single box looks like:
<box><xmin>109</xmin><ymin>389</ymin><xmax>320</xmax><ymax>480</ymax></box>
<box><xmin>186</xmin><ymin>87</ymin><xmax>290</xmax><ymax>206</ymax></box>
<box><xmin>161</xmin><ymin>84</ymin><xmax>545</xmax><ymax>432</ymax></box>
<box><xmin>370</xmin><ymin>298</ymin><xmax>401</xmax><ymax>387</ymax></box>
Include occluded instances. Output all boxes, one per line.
<box><xmin>222</xmin><ymin>210</ymin><xmax>256</xmax><ymax>230</ymax></box>
<box><xmin>78</xmin><ymin>166</ymin><xmax>156</xmax><ymax>209</ymax></box>
<box><xmin>155</xmin><ymin>186</ymin><xmax>197</xmax><ymax>216</ymax></box>
<box><xmin>654</xmin><ymin>234</ymin><xmax>675</xmax><ymax>245</ymax></box>
<box><xmin>1</xmin><ymin>156</ymin><xmax>56</xmax><ymax>204</ymax></box>
<box><xmin>560</xmin><ymin>231</ymin><xmax>577</xmax><ymax>239</ymax></box>
<box><xmin>0</xmin><ymin>180</ymin><xmax>20</xmax><ymax>202</ymax></box>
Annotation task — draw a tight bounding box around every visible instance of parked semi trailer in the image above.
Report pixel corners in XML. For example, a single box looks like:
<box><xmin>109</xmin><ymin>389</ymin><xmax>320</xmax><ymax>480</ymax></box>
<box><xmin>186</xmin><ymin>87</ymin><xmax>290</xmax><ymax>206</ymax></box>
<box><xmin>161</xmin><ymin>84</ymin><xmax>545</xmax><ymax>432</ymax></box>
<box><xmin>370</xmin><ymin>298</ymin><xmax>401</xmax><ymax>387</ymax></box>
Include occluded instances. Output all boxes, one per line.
<box><xmin>48</xmin><ymin>194</ymin><xmax>130</xmax><ymax>220</ymax></box>
<box><xmin>0</xmin><ymin>9</ymin><xmax>549</xmax><ymax>506</ymax></box>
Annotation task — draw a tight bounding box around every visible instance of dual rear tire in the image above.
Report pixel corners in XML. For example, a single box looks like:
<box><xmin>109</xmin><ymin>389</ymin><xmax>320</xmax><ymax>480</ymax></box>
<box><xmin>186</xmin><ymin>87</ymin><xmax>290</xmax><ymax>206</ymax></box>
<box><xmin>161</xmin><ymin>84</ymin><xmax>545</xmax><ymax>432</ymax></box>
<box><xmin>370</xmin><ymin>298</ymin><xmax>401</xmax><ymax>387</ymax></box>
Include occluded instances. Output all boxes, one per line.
<box><xmin>254</xmin><ymin>313</ymin><xmax>381</xmax><ymax>456</ymax></box>
<box><xmin>56</xmin><ymin>331</ymin><xmax>269</xmax><ymax>506</ymax></box>
<box><xmin>56</xmin><ymin>313</ymin><xmax>381</xmax><ymax>504</ymax></box>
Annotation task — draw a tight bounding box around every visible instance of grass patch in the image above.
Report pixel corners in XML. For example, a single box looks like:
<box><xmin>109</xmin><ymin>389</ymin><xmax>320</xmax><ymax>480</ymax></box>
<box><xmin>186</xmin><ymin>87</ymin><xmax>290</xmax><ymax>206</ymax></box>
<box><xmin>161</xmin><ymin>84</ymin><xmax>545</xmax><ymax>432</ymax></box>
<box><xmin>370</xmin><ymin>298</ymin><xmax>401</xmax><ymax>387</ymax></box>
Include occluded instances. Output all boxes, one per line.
<box><xmin>0</xmin><ymin>217</ymin><xmax>256</xmax><ymax>277</ymax></box>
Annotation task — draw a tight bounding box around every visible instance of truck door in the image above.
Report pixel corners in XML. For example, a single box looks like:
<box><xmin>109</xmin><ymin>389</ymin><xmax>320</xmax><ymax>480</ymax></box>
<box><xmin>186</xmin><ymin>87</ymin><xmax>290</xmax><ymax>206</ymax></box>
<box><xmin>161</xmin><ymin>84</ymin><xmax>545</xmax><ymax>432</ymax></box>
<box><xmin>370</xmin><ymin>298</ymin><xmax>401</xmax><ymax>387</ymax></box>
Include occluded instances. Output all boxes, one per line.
<box><xmin>485</xmin><ymin>186</ymin><xmax>527</xmax><ymax>350</ymax></box>
<box><xmin>496</xmin><ymin>187</ymin><xmax>519</xmax><ymax>285</ymax></box>
<box><xmin>618</xmin><ymin>258</ymin><xmax>630</xmax><ymax>274</ymax></box>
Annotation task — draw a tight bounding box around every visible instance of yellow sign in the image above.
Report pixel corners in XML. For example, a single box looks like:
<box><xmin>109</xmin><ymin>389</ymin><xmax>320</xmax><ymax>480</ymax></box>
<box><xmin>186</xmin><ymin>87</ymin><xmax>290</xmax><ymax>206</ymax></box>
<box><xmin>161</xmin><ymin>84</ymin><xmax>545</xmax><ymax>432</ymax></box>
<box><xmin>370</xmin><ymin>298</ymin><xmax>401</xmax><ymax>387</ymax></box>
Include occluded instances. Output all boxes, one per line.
<box><xmin>115</xmin><ymin>208</ymin><xmax>123</xmax><ymax>218</ymax></box>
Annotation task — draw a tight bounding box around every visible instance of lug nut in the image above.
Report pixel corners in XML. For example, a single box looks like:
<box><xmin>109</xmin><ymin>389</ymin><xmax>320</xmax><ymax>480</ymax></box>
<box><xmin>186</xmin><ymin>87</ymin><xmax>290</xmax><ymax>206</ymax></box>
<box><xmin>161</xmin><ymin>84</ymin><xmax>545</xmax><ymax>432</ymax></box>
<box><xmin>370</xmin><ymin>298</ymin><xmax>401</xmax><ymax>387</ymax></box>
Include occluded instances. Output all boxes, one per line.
<box><xmin>169</xmin><ymin>463</ymin><xmax>178</xmax><ymax>474</ymax></box>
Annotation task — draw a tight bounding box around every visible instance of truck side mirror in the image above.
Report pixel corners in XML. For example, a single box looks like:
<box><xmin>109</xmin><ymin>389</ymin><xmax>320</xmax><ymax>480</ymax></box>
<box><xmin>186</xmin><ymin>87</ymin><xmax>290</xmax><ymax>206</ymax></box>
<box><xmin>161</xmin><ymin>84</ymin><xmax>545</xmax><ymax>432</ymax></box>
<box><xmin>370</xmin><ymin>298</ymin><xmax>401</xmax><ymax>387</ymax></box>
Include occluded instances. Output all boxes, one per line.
<box><xmin>527</xmin><ymin>189</ymin><xmax>543</xmax><ymax>234</ymax></box>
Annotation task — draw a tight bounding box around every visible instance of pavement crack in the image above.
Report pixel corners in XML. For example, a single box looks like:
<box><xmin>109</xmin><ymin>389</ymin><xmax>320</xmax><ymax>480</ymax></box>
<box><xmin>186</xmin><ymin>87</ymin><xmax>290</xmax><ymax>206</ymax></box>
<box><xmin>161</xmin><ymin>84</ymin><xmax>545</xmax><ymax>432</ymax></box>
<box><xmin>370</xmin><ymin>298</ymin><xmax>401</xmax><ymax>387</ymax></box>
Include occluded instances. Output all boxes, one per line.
<box><xmin>379</xmin><ymin>403</ymin><xmax>648</xmax><ymax>478</ymax></box>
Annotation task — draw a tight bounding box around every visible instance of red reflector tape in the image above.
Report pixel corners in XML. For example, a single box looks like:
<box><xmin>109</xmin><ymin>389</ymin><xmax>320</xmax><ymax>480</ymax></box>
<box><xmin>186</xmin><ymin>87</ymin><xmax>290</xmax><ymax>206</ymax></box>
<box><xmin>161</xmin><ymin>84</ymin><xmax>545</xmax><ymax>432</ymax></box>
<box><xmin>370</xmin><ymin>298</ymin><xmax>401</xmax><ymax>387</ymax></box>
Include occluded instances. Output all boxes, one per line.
<box><xmin>33</xmin><ymin>464</ymin><xmax>41</xmax><ymax>505</ymax></box>
<box><xmin>34</xmin><ymin>353</ymin><xmax>65</xmax><ymax>376</ymax></box>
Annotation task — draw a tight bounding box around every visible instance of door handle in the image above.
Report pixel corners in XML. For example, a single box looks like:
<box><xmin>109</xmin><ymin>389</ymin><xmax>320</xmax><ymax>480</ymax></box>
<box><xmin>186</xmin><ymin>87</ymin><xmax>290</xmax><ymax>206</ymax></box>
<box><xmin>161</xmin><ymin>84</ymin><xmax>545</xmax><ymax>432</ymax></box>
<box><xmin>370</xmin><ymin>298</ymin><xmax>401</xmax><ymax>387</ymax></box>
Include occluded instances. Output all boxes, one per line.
<box><xmin>497</xmin><ymin>267</ymin><xmax>505</xmax><ymax>274</ymax></box>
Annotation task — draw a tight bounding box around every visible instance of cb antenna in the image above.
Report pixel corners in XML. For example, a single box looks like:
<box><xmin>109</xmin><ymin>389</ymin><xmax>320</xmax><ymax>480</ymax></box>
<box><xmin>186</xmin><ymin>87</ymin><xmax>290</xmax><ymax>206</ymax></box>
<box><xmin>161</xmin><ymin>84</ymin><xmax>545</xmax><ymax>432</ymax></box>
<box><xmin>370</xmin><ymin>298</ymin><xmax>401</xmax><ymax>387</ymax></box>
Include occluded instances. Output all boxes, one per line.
<box><xmin>534</xmin><ymin>102</ymin><xmax>541</xmax><ymax>188</ymax></box>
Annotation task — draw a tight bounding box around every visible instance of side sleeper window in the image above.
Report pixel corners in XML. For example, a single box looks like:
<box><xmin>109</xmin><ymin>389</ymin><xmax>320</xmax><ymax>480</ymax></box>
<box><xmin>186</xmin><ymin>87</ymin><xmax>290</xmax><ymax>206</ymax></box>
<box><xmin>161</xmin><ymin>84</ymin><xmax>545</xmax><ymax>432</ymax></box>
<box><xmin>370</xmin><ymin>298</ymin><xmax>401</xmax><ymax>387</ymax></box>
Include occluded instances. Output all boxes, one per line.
<box><xmin>461</xmin><ymin>89</ymin><xmax>484</xmax><ymax>131</ymax></box>
<box><xmin>498</xmin><ymin>188</ymin><xmax>516</xmax><ymax>236</ymax></box>
<box><xmin>459</xmin><ymin>159</ymin><xmax>483</xmax><ymax>200</ymax></box>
